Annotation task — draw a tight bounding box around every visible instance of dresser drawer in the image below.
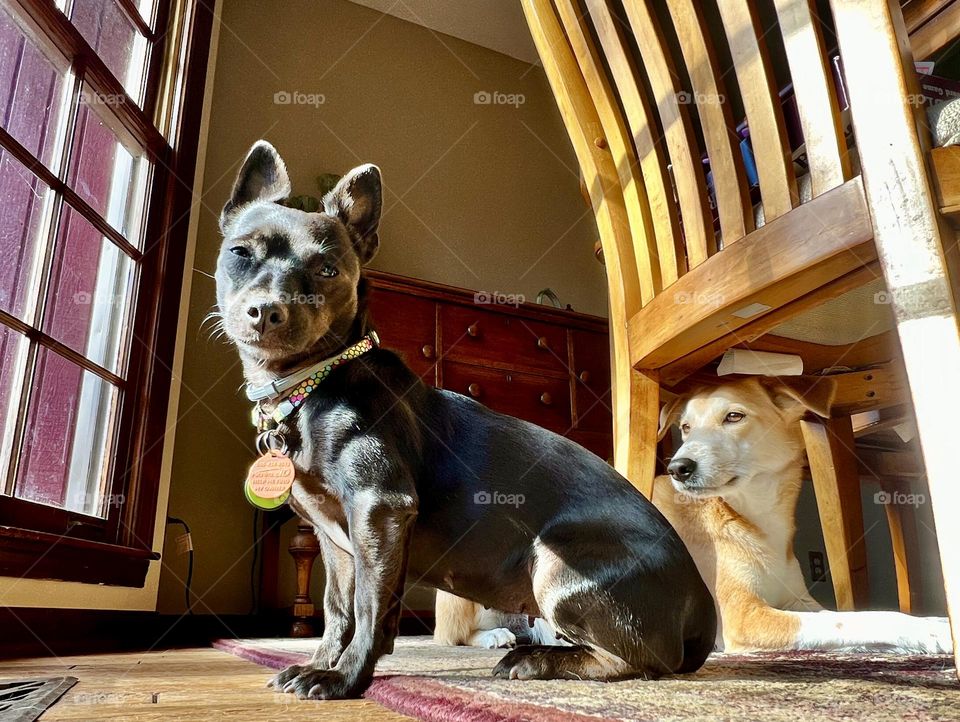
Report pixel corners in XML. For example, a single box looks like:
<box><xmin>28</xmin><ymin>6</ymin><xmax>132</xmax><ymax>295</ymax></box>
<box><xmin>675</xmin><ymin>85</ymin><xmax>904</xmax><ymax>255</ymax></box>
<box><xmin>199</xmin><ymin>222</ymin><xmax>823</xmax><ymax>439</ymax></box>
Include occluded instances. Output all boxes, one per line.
<box><xmin>567</xmin><ymin>430</ymin><xmax>613</xmax><ymax>463</ymax></box>
<box><xmin>440</xmin><ymin>304</ymin><xmax>567</xmax><ymax>375</ymax></box>
<box><xmin>571</xmin><ymin>329</ymin><xmax>612</xmax><ymax>433</ymax></box>
<box><xmin>368</xmin><ymin>288</ymin><xmax>437</xmax><ymax>382</ymax></box>
<box><xmin>442</xmin><ymin>361</ymin><xmax>571</xmax><ymax>432</ymax></box>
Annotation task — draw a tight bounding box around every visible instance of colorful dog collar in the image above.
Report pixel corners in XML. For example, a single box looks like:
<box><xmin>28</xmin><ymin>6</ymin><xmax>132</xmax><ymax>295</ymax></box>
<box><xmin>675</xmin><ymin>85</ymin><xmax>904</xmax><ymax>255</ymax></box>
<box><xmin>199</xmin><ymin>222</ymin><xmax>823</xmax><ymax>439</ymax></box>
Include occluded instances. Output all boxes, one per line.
<box><xmin>250</xmin><ymin>332</ymin><xmax>379</xmax><ymax>431</ymax></box>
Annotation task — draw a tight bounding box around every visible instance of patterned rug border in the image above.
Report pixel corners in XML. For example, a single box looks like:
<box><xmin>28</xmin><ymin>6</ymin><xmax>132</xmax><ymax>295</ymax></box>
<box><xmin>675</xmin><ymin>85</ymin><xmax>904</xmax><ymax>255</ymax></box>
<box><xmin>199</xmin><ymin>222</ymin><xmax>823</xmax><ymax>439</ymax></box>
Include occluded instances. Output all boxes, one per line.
<box><xmin>212</xmin><ymin>638</ymin><xmax>603</xmax><ymax>722</ymax></box>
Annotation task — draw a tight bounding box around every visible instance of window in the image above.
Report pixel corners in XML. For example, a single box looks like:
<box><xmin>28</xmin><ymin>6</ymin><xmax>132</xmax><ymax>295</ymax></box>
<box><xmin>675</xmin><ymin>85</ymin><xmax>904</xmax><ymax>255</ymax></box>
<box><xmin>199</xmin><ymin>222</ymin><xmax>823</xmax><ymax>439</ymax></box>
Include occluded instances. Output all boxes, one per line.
<box><xmin>0</xmin><ymin>0</ymin><xmax>213</xmax><ymax>586</ymax></box>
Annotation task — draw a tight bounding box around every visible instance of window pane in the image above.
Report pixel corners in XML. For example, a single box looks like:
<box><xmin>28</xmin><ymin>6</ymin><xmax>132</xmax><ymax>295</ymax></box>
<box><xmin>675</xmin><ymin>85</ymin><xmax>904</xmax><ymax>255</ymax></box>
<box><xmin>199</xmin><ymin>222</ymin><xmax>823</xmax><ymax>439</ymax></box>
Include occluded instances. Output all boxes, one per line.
<box><xmin>68</xmin><ymin>88</ymin><xmax>149</xmax><ymax>243</ymax></box>
<box><xmin>0</xmin><ymin>6</ymin><xmax>70</xmax><ymax>169</ymax></box>
<box><xmin>0</xmin><ymin>324</ymin><xmax>28</xmax><ymax>495</ymax></box>
<box><xmin>137</xmin><ymin>0</ymin><xmax>158</xmax><ymax>29</ymax></box>
<box><xmin>42</xmin><ymin>205</ymin><xmax>135</xmax><ymax>375</ymax></box>
<box><xmin>0</xmin><ymin>150</ymin><xmax>54</xmax><ymax>321</ymax></box>
<box><xmin>15</xmin><ymin>347</ymin><xmax>119</xmax><ymax>516</ymax></box>
<box><xmin>70</xmin><ymin>0</ymin><xmax>149</xmax><ymax>104</ymax></box>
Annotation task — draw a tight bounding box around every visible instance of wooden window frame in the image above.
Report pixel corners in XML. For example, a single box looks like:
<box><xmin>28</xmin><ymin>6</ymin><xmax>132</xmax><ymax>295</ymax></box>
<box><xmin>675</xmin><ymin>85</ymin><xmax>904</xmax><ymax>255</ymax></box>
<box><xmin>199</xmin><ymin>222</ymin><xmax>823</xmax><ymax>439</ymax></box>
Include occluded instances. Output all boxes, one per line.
<box><xmin>0</xmin><ymin>0</ymin><xmax>214</xmax><ymax>586</ymax></box>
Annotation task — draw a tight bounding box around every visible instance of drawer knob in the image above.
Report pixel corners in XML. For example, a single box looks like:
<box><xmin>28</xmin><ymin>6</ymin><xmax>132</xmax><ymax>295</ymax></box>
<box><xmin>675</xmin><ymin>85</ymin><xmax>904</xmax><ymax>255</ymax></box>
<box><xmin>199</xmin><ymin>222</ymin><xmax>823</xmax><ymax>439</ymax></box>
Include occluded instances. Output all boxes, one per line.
<box><xmin>540</xmin><ymin>392</ymin><xmax>553</xmax><ymax>406</ymax></box>
<box><xmin>468</xmin><ymin>383</ymin><xmax>482</xmax><ymax>398</ymax></box>
<box><xmin>467</xmin><ymin>323</ymin><xmax>479</xmax><ymax>338</ymax></box>
<box><xmin>578</xmin><ymin>370</ymin><xmax>591</xmax><ymax>383</ymax></box>
<box><xmin>422</xmin><ymin>344</ymin><xmax>434</xmax><ymax>359</ymax></box>
<box><xmin>537</xmin><ymin>336</ymin><xmax>549</xmax><ymax>350</ymax></box>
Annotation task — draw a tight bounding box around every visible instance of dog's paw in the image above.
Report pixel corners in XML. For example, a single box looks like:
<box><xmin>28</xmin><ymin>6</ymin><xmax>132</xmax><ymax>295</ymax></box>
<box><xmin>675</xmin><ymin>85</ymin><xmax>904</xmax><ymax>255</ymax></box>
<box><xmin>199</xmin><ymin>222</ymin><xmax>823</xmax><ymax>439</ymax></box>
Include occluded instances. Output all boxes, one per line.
<box><xmin>472</xmin><ymin>627</ymin><xmax>517</xmax><ymax>649</ymax></box>
<box><xmin>885</xmin><ymin>616</ymin><xmax>954</xmax><ymax>654</ymax></box>
<box><xmin>916</xmin><ymin>617</ymin><xmax>953</xmax><ymax>654</ymax></box>
<box><xmin>267</xmin><ymin>663</ymin><xmax>307</xmax><ymax>690</ymax></box>
<box><xmin>271</xmin><ymin>665</ymin><xmax>363</xmax><ymax>700</ymax></box>
<box><xmin>492</xmin><ymin>646</ymin><xmax>561</xmax><ymax>680</ymax></box>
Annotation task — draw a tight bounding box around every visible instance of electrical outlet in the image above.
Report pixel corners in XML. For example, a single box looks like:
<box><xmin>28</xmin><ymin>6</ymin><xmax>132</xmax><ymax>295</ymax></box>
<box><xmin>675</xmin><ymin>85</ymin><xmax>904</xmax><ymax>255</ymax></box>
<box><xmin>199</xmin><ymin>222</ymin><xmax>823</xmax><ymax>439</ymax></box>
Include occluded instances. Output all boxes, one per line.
<box><xmin>176</xmin><ymin>532</ymin><xmax>193</xmax><ymax>555</ymax></box>
<box><xmin>808</xmin><ymin>550</ymin><xmax>827</xmax><ymax>582</ymax></box>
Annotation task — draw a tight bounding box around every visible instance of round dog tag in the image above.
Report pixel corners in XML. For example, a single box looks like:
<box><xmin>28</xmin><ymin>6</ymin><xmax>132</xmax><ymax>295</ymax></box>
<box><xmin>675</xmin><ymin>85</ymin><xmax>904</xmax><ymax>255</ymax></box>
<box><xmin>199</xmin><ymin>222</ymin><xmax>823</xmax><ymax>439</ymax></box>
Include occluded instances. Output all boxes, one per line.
<box><xmin>244</xmin><ymin>451</ymin><xmax>295</xmax><ymax>509</ymax></box>
<box><xmin>244</xmin><ymin>480</ymin><xmax>289</xmax><ymax>510</ymax></box>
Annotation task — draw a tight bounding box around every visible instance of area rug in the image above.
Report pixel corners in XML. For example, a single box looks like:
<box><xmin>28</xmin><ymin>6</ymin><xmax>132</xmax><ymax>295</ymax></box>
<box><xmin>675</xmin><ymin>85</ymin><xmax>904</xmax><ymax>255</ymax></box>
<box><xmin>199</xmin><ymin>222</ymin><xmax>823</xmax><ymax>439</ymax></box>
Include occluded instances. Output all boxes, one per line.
<box><xmin>213</xmin><ymin>636</ymin><xmax>960</xmax><ymax>721</ymax></box>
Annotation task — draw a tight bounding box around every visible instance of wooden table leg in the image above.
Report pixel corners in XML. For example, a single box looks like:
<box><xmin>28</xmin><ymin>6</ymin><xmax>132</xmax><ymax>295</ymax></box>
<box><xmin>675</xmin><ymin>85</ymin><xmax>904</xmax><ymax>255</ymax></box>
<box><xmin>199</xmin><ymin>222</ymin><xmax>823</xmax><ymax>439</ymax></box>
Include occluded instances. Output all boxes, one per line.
<box><xmin>801</xmin><ymin>416</ymin><xmax>870</xmax><ymax>610</ymax></box>
<box><xmin>881</xmin><ymin>480</ymin><xmax>922</xmax><ymax>614</ymax></box>
<box><xmin>289</xmin><ymin>523</ymin><xmax>320</xmax><ymax>637</ymax></box>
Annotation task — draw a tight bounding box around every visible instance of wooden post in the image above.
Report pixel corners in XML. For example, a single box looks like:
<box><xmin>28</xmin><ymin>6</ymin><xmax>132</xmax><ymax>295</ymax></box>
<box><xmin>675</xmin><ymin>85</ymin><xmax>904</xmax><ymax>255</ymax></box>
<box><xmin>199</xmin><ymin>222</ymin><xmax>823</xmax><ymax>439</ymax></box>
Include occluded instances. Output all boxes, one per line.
<box><xmin>881</xmin><ymin>480</ymin><xmax>922</xmax><ymax>614</ymax></box>
<box><xmin>801</xmin><ymin>417</ymin><xmax>870</xmax><ymax>609</ymax></box>
<box><xmin>288</xmin><ymin>523</ymin><xmax>319</xmax><ymax>637</ymax></box>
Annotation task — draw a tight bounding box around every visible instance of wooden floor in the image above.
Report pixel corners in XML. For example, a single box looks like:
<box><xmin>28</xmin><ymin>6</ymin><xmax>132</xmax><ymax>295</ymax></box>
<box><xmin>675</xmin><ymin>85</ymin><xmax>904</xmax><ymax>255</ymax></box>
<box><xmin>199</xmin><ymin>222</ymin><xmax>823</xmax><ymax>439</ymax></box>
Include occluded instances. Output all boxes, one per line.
<box><xmin>1</xmin><ymin>647</ymin><xmax>411</xmax><ymax>721</ymax></box>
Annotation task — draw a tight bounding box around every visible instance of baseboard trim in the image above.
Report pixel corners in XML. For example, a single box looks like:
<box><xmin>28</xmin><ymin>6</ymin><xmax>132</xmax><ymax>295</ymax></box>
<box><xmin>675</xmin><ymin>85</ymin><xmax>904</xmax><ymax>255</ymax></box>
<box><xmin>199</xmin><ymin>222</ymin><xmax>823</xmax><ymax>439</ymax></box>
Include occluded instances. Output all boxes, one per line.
<box><xmin>0</xmin><ymin>608</ymin><xmax>436</xmax><ymax>660</ymax></box>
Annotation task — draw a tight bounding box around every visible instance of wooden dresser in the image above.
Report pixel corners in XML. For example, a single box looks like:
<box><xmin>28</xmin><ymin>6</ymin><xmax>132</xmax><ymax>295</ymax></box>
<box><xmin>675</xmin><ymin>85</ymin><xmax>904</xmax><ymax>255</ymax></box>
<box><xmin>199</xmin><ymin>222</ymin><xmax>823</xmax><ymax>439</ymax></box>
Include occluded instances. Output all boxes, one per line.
<box><xmin>366</xmin><ymin>270</ymin><xmax>612</xmax><ymax>459</ymax></box>
<box><xmin>281</xmin><ymin>271</ymin><xmax>612</xmax><ymax>636</ymax></box>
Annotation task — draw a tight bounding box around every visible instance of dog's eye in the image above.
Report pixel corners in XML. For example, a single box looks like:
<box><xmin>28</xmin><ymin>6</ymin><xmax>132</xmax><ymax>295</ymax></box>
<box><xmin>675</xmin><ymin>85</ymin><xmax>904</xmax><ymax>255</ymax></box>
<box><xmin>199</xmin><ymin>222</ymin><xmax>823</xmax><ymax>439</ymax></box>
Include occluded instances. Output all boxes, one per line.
<box><xmin>318</xmin><ymin>264</ymin><xmax>339</xmax><ymax>278</ymax></box>
<box><xmin>724</xmin><ymin>412</ymin><xmax>745</xmax><ymax>423</ymax></box>
<box><xmin>680</xmin><ymin>423</ymin><xmax>690</xmax><ymax>434</ymax></box>
<box><xmin>229</xmin><ymin>246</ymin><xmax>251</xmax><ymax>258</ymax></box>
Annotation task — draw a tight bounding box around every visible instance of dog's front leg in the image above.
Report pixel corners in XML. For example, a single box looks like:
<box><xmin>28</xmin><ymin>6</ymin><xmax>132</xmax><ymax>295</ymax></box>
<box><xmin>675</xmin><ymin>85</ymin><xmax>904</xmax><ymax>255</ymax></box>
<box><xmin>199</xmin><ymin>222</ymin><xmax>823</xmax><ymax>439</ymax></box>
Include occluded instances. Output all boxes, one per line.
<box><xmin>269</xmin><ymin>532</ymin><xmax>355</xmax><ymax>691</ymax></box>
<box><xmin>278</xmin><ymin>490</ymin><xmax>417</xmax><ymax>700</ymax></box>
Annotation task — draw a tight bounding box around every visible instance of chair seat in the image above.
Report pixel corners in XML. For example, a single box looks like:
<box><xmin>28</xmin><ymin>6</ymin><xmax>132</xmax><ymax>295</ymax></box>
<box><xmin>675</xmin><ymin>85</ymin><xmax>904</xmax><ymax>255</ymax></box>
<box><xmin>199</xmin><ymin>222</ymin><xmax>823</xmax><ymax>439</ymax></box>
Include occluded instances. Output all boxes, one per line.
<box><xmin>772</xmin><ymin>278</ymin><xmax>894</xmax><ymax>346</ymax></box>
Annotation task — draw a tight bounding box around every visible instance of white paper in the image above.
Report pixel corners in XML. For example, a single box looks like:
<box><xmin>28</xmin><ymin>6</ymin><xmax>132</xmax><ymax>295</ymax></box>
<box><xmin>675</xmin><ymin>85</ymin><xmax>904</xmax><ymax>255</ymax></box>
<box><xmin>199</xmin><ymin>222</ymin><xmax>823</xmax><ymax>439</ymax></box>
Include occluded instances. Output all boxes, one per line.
<box><xmin>717</xmin><ymin>349</ymin><xmax>804</xmax><ymax>377</ymax></box>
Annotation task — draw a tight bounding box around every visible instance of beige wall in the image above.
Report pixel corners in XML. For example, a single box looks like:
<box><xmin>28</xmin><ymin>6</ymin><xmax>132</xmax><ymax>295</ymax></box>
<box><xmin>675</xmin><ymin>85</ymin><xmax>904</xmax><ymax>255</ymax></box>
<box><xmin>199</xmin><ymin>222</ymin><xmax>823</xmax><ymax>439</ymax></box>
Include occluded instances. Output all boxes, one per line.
<box><xmin>157</xmin><ymin>0</ymin><xmax>605</xmax><ymax>614</ymax></box>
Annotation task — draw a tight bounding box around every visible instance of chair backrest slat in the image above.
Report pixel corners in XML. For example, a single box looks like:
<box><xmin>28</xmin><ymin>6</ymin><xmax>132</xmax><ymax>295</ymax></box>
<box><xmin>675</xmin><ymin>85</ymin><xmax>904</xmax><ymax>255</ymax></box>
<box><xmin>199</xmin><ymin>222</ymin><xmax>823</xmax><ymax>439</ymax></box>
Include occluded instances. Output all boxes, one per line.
<box><xmin>667</xmin><ymin>0</ymin><xmax>753</xmax><ymax>245</ymax></box>
<box><xmin>773</xmin><ymin>0</ymin><xmax>850</xmax><ymax>197</ymax></box>
<box><xmin>622</xmin><ymin>0</ymin><xmax>715</xmax><ymax>268</ymax></box>
<box><xmin>521</xmin><ymin>0</ymin><xmax>646</xmax><ymax>479</ymax></box>
<box><xmin>716</xmin><ymin>0</ymin><xmax>798</xmax><ymax>222</ymax></box>
<box><xmin>554</xmin><ymin>0</ymin><xmax>661</xmax><ymax>305</ymax></box>
<box><xmin>585</xmin><ymin>0</ymin><xmax>686</xmax><ymax>287</ymax></box>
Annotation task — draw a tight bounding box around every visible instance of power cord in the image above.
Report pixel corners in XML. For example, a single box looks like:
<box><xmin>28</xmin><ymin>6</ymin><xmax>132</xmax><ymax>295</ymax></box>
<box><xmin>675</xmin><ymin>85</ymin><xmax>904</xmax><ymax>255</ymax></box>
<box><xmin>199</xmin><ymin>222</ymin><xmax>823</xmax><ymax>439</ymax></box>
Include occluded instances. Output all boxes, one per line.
<box><xmin>166</xmin><ymin>516</ymin><xmax>195</xmax><ymax>615</ymax></box>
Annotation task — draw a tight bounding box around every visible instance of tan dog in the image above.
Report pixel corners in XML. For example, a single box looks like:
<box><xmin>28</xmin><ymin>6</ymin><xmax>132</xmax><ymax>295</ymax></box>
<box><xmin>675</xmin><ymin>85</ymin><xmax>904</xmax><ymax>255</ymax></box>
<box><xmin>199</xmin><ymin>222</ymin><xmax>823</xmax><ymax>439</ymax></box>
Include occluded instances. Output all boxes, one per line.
<box><xmin>653</xmin><ymin>377</ymin><xmax>951</xmax><ymax>653</ymax></box>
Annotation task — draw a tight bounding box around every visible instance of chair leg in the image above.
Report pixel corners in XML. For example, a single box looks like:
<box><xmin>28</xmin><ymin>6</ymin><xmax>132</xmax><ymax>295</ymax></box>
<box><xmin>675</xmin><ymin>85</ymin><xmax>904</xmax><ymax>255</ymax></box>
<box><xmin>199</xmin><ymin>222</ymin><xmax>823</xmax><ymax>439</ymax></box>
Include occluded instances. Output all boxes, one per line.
<box><xmin>800</xmin><ymin>417</ymin><xmax>869</xmax><ymax>610</ymax></box>
<box><xmin>616</xmin><ymin>369</ymin><xmax>659</xmax><ymax>499</ymax></box>
<box><xmin>882</xmin><ymin>481</ymin><xmax>921</xmax><ymax>614</ymax></box>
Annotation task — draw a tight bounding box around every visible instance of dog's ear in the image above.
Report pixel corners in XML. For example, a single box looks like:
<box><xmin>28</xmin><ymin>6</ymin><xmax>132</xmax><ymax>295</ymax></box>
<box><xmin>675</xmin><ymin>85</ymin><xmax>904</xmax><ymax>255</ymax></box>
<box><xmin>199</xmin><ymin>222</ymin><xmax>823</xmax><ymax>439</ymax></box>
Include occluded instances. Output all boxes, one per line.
<box><xmin>759</xmin><ymin>377</ymin><xmax>836</xmax><ymax>420</ymax></box>
<box><xmin>324</xmin><ymin>164</ymin><xmax>382</xmax><ymax>265</ymax></box>
<box><xmin>221</xmin><ymin>141</ymin><xmax>291</xmax><ymax>232</ymax></box>
<box><xmin>658</xmin><ymin>394</ymin><xmax>686</xmax><ymax>441</ymax></box>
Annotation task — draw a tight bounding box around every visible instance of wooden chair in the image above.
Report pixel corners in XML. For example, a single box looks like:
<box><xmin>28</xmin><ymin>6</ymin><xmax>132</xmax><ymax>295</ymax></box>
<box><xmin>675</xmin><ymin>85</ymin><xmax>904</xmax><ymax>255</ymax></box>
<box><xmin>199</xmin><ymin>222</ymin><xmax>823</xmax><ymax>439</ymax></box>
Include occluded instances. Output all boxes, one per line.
<box><xmin>521</xmin><ymin>0</ymin><xmax>960</xmax><ymax>675</ymax></box>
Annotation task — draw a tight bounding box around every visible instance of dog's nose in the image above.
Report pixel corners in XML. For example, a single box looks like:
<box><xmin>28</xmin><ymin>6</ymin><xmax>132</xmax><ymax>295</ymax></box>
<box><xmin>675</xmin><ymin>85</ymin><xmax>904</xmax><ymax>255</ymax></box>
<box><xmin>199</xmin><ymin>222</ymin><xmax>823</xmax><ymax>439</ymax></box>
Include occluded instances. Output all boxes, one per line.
<box><xmin>246</xmin><ymin>302</ymin><xmax>287</xmax><ymax>335</ymax></box>
<box><xmin>667</xmin><ymin>457</ymin><xmax>697</xmax><ymax>483</ymax></box>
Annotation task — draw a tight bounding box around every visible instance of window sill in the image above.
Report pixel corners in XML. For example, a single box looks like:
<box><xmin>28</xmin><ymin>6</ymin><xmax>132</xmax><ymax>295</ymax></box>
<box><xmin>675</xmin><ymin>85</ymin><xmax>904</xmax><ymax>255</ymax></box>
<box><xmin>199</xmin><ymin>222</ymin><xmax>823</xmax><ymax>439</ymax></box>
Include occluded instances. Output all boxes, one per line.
<box><xmin>0</xmin><ymin>526</ymin><xmax>159</xmax><ymax>587</ymax></box>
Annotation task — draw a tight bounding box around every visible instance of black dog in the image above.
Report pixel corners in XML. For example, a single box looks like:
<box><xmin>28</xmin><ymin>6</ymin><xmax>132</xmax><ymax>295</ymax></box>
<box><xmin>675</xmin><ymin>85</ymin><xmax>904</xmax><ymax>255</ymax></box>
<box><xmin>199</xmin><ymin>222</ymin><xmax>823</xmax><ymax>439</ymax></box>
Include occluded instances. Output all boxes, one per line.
<box><xmin>215</xmin><ymin>141</ymin><xmax>716</xmax><ymax>700</ymax></box>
